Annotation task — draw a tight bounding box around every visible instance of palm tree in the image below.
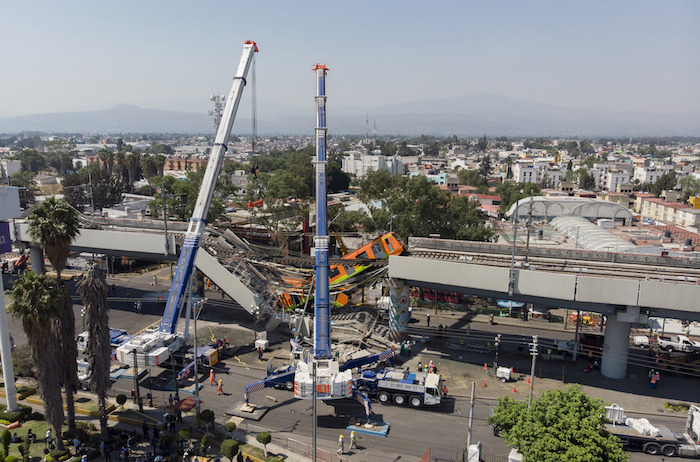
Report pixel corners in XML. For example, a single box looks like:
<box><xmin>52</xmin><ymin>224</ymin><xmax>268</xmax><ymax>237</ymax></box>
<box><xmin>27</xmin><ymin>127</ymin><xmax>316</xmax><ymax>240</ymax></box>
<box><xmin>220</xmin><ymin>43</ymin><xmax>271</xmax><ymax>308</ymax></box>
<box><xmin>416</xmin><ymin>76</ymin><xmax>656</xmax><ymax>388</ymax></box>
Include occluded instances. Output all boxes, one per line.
<box><xmin>76</xmin><ymin>265</ymin><xmax>111</xmax><ymax>440</ymax></box>
<box><xmin>154</xmin><ymin>153</ymin><xmax>167</xmax><ymax>177</ymax></box>
<box><xmin>27</xmin><ymin>198</ymin><xmax>80</xmax><ymax>281</ymax></box>
<box><xmin>8</xmin><ymin>273</ymin><xmax>66</xmax><ymax>450</ymax></box>
<box><xmin>140</xmin><ymin>153</ymin><xmax>157</xmax><ymax>179</ymax></box>
<box><xmin>27</xmin><ymin>197</ymin><xmax>80</xmax><ymax>432</ymax></box>
<box><xmin>97</xmin><ymin>149</ymin><xmax>114</xmax><ymax>176</ymax></box>
<box><xmin>125</xmin><ymin>152</ymin><xmax>142</xmax><ymax>192</ymax></box>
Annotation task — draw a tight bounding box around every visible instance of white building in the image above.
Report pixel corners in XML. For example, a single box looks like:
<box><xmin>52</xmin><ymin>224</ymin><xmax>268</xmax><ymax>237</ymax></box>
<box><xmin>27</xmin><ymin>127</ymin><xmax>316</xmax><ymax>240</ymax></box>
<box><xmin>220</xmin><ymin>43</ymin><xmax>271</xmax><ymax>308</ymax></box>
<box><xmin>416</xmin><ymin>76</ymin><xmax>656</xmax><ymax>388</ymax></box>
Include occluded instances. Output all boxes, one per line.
<box><xmin>342</xmin><ymin>153</ymin><xmax>403</xmax><ymax>177</ymax></box>
<box><xmin>633</xmin><ymin>165</ymin><xmax>674</xmax><ymax>184</ymax></box>
<box><xmin>512</xmin><ymin>162</ymin><xmax>538</xmax><ymax>184</ymax></box>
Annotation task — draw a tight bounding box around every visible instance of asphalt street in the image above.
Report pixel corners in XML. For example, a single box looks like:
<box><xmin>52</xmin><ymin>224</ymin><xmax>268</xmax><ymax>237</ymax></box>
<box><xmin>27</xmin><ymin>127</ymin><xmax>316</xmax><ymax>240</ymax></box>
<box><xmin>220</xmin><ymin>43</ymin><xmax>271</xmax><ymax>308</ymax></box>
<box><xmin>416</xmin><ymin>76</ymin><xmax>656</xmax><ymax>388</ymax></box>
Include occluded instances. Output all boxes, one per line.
<box><xmin>3</xmin><ymin>268</ymin><xmax>698</xmax><ymax>462</ymax></box>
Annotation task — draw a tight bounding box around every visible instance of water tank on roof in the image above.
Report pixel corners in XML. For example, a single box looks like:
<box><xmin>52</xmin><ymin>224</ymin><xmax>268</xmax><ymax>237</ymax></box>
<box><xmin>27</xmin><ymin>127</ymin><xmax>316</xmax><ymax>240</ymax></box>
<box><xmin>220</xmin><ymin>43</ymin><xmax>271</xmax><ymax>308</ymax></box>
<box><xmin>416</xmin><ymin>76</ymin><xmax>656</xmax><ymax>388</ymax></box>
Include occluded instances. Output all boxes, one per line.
<box><xmin>664</xmin><ymin>230</ymin><xmax>671</xmax><ymax>238</ymax></box>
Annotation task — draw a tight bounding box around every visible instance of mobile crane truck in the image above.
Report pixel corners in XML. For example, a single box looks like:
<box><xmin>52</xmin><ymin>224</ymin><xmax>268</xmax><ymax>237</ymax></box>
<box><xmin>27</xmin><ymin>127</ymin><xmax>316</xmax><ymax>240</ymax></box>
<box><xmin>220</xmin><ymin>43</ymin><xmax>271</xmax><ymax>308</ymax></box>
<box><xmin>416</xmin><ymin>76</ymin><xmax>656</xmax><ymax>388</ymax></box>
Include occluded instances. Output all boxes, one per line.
<box><xmin>605</xmin><ymin>404</ymin><xmax>700</xmax><ymax>457</ymax></box>
<box><xmin>356</xmin><ymin>368</ymin><xmax>444</xmax><ymax>408</ymax></box>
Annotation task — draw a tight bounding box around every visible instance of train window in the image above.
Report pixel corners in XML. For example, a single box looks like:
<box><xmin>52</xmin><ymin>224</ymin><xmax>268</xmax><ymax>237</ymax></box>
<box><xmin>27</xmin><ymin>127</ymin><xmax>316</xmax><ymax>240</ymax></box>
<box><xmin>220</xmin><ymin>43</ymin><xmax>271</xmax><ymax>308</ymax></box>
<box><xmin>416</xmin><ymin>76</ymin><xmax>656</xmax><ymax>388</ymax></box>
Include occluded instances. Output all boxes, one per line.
<box><xmin>346</xmin><ymin>265</ymin><xmax>356</xmax><ymax>276</ymax></box>
<box><xmin>357</xmin><ymin>251</ymin><xmax>368</xmax><ymax>260</ymax></box>
<box><xmin>329</xmin><ymin>267</ymin><xmax>341</xmax><ymax>279</ymax></box>
<box><xmin>383</xmin><ymin>238</ymin><xmax>394</xmax><ymax>253</ymax></box>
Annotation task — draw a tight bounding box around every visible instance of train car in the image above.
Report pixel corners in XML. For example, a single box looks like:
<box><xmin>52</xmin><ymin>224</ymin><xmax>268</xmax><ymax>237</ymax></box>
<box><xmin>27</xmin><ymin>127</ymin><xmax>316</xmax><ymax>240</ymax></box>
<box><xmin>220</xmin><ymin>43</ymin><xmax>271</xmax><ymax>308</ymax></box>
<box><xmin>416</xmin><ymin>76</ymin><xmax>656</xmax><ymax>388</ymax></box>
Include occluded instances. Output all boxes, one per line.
<box><xmin>280</xmin><ymin>232</ymin><xmax>405</xmax><ymax>309</ymax></box>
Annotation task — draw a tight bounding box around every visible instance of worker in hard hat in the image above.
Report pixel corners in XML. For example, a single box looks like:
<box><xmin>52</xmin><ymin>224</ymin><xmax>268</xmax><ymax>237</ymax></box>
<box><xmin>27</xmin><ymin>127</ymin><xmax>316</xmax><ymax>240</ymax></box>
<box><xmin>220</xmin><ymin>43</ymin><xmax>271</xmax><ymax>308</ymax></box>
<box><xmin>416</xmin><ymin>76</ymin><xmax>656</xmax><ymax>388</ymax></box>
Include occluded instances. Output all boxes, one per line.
<box><xmin>350</xmin><ymin>431</ymin><xmax>356</xmax><ymax>450</ymax></box>
<box><xmin>217</xmin><ymin>379</ymin><xmax>224</xmax><ymax>395</ymax></box>
<box><xmin>337</xmin><ymin>434</ymin><xmax>344</xmax><ymax>454</ymax></box>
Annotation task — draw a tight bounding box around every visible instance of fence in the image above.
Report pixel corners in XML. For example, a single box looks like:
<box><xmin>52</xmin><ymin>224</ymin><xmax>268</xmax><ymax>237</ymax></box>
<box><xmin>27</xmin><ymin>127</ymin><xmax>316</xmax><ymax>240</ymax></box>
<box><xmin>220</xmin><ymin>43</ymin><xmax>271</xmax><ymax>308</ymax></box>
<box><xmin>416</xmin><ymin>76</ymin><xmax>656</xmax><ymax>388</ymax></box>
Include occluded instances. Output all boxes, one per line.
<box><xmin>428</xmin><ymin>446</ymin><xmax>465</xmax><ymax>462</ymax></box>
<box><xmin>274</xmin><ymin>436</ymin><xmax>350</xmax><ymax>462</ymax></box>
<box><xmin>481</xmin><ymin>453</ymin><xmax>509</xmax><ymax>462</ymax></box>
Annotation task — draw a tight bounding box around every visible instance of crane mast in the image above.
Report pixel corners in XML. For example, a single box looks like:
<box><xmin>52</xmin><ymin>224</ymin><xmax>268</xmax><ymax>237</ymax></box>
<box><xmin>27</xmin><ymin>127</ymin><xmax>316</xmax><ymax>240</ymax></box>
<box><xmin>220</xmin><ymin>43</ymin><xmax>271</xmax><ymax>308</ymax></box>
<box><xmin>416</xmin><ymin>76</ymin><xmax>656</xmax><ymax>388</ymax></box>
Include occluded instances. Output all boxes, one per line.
<box><xmin>159</xmin><ymin>40</ymin><xmax>258</xmax><ymax>334</ymax></box>
<box><xmin>313</xmin><ymin>63</ymin><xmax>331</xmax><ymax>360</ymax></box>
<box><xmin>293</xmin><ymin>64</ymin><xmax>353</xmax><ymax>400</ymax></box>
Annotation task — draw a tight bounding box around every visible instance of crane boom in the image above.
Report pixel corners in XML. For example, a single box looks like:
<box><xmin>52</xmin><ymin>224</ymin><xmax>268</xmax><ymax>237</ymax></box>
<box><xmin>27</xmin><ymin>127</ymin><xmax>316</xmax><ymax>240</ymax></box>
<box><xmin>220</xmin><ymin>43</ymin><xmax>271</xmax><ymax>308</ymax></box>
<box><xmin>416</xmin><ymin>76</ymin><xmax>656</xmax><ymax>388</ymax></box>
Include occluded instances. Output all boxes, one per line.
<box><xmin>159</xmin><ymin>40</ymin><xmax>258</xmax><ymax>334</ymax></box>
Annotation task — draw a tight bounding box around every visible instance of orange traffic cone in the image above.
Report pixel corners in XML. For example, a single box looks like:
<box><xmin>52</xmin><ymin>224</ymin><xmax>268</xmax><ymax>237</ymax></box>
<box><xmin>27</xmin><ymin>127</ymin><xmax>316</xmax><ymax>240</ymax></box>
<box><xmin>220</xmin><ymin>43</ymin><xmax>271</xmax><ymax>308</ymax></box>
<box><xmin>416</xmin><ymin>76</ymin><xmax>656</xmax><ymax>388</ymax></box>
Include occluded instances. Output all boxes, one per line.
<box><xmin>512</xmin><ymin>386</ymin><xmax>516</xmax><ymax>393</ymax></box>
<box><xmin>483</xmin><ymin>380</ymin><xmax>486</xmax><ymax>387</ymax></box>
<box><xmin>484</xmin><ymin>363</ymin><xmax>488</xmax><ymax>370</ymax></box>
<box><xmin>528</xmin><ymin>384</ymin><xmax>531</xmax><ymax>390</ymax></box>
<box><xmin>510</xmin><ymin>367</ymin><xmax>514</xmax><ymax>374</ymax></box>
<box><xmin>526</xmin><ymin>377</ymin><xmax>530</xmax><ymax>384</ymax></box>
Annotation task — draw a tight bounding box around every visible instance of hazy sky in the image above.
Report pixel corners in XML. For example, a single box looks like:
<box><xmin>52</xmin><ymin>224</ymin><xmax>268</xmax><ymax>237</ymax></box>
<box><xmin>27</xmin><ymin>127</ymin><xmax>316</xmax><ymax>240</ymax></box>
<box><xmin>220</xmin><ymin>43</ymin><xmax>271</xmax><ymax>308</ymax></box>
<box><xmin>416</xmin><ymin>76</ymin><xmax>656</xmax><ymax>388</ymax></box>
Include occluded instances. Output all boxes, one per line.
<box><xmin>2</xmin><ymin>1</ymin><xmax>698</xmax><ymax>118</ymax></box>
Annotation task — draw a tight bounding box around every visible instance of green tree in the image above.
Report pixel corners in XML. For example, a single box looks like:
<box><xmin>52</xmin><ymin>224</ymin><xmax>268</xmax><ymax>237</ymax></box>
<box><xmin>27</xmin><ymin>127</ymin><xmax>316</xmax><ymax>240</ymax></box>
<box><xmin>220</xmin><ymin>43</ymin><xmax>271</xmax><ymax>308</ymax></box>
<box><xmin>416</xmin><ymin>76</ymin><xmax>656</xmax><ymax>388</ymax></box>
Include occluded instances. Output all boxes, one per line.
<box><xmin>9</xmin><ymin>170</ymin><xmax>38</xmax><ymax>209</ymax></box>
<box><xmin>489</xmin><ymin>386</ymin><xmax>629</xmax><ymax>462</ymax></box>
<box><xmin>20</xmin><ymin>149</ymin><xmax>46</xmax><ymax>173</ymax></box>
<box><xmin>200</xmin><ymin>409</ymin><xmax>215</xmax><ymax>430</ymax></box>
<box><xmin>679</xmin><ymin>176</ymin><xmax>700</xmax><ymax>202</ymax></box>
<box><xmin>1</xmin><ymin>428</ymin><xmax>11</xmax><ymax>458</ymax></box>
<box><xmin>45</xmin><ymin>139</ymin><xmax>76</xmax><ymax>174</ymax></box>
<box><xmin>356</xmin><ymin>169</ymin><xmax>396</xmax><ymax>202</ymax></box>
<box><xmin>424</xmin><ymin>142</ymin><xmax>440</xmax><ymax>157</ymax></box>
<box><xmin>651</xmin><ymin>170</ymin><xmax>678</xmax><ymax>197</ymax></box>
<box><xmin>256</xmin><ymin>432</ymin><xmax>272</xmax><ymax>457</ymax></box>
<box><xmin>140</xmin><ymin>153</ymin><xmax>158</xmax><ymax>179</ymax></box>
<box><xmin>496</xmin><ymin>182</ymin><xmax>542</xmax><ymax>215</ymax></box>
<box><xmin>477</xmin><ymin>135</ymin><xmax>488</xmax><ymax>151</ymax></box>
<box><xmin>479</xmin><ymin>155</ymin><xmax>492</xmax><ymax>177</ymax></box>
<box><xmin>125</xmin><ymin>152</ymin><xmax>142</xmax><ymax>192</ymax></box>
<box><xmin>28</xmin><ymin>198</ymin><xmax>80</xmax><ymax>432</ymax></box>
<box><xmin>63</xmin><ymin>165</ymin><xmax>125</xmax><ymax>212</ymax></box>
<box><xmin>8</xmin><ymin>273</ymin><xmax>65</xmax><ymax>450</ymax></box>
<box><xmin>76</xmin><ymin>265</ymin><xmax>111</xmax><ymax>441</ymax></box>
<box><xmin>97</xmin><ymin>149</ymin><xmax>114</xmax><ymax>175</ymax></box>
<box><xmin>219</xmin><ymin>439</ymin><xmax>239</xmax><ymax>462</ymax></box>
<box><xmin>457</xmin><ymin>169</ymin><xmax>487</xmax><ymax>188</ymax></box>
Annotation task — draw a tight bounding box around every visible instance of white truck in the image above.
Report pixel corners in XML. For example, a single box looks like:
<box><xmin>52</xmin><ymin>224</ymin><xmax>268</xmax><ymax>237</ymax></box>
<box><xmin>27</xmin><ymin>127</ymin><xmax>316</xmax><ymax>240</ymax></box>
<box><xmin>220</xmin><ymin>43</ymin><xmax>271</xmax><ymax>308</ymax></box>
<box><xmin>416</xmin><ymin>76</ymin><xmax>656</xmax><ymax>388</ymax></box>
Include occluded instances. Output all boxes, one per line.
<box><xmin>605</xmin><ymin>404</ymin><xmax>700</xmax><ymax>457</ymax></box>
<box><xmin>658</xmin><ymin>335</ymin><xmax>700</xmax><ymax>353</ymax></box>
<box><xmin>356</xmin><ymin>368</ymin><xmax>444</xmax><ymax>408</ymax></box>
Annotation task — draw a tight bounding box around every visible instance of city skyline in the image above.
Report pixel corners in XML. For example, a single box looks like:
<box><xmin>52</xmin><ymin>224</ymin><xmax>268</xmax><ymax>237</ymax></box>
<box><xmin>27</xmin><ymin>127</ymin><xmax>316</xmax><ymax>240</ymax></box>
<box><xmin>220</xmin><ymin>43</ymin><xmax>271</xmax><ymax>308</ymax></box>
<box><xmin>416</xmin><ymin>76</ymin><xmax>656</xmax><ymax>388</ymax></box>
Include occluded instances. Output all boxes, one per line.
<box><xmin>2</xmin><ymin>1</ymin><xmax>698</xmax><ymax>120</ymax></box>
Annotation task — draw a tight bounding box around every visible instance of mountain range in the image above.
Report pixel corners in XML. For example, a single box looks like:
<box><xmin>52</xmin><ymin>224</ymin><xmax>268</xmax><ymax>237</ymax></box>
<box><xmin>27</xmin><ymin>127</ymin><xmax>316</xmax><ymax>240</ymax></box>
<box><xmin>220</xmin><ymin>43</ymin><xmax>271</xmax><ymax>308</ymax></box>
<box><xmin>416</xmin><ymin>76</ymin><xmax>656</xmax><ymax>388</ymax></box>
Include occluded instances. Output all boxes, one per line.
<box><xmin>1</xmin><ymin>95</ymin><xmax>698</xmax><ymax>137</ymax></box>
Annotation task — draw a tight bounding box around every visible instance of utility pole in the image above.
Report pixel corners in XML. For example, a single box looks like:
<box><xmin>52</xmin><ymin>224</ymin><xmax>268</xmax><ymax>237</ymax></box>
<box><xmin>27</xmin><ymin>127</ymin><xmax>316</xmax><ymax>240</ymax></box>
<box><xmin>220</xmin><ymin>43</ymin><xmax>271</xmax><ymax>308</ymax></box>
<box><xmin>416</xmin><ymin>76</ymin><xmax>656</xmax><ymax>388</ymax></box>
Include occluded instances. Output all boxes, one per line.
<box><xmin>88</xmin><ymin>172</ymin><xmax>95</xmax><ymax>214</ymax></box>
<box><xmin>467</xmin><ymin>381</ymin><xmax>475</xmax><ymax>449</ymax></box>
<box><xmin>525</xmin><ymin>197</ymin><xmax>533</xmax><ymax>263</ymax></box>
<box><xmin>528</xmin><ymin>335</ymin><xmax>538</xmax><ymax>409</ymax></box>
<box><xmin>132</xmin><ymin>349</ymin><xmax>143</xmax><ymax>412</ymax></box>
<box><xmin>508</xmin><ymin>200</ymin><xmax>519</xmax><ymax>297</ymax></box>
<box><xmin>494</xmin><ymin>334</ymin><xmax>502</xmax><ymax>370</ymax></box>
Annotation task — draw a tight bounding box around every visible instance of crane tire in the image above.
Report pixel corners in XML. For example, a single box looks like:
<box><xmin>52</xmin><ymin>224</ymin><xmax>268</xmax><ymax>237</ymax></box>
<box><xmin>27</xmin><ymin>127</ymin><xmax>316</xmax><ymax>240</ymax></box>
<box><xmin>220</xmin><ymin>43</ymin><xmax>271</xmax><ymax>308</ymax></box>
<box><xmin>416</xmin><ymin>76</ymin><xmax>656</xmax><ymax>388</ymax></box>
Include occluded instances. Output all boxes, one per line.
<box><xmin>393</xmin><ymin>394</ymin><xmax>406</xmax><ymax>405</ymax></box>
<box><xmin>643</xmin><ymin>443</ymin><xmax>661</xmax><ymax>455</ymax></box>
<box><xmin>378</xmin><ymin>391</ymin><xmax>390</xmax><ymax>404</ymax></box>
<box><xmin>409</xmin><ymin>395</ymin><xmax>422</xmax><ymax>408</ymax></box>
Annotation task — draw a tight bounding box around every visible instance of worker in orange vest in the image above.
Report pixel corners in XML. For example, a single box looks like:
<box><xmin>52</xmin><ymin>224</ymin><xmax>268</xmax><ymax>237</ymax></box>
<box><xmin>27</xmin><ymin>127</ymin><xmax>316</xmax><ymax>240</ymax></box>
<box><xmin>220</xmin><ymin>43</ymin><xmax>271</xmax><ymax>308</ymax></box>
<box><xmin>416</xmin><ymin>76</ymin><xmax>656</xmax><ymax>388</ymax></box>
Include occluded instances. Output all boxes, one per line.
<box><xmin>209</xmin><ymin>369</ymin><xmax>215</xmax><ymax>385</ymax></box>
<box><xmin>217</xmin><ymin>379</ymin><xmax>224</xmax><ymax>395</ymax></box>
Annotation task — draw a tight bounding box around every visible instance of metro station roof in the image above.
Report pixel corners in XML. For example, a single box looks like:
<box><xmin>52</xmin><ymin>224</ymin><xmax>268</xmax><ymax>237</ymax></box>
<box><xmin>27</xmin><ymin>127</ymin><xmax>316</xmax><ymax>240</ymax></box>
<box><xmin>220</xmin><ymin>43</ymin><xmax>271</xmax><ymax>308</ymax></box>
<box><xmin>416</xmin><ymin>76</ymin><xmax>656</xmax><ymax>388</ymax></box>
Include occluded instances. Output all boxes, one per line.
<box><xmin>506</xmin><ymin>196</ymin><xmax>633</xmax><ymax>222</ymax></box>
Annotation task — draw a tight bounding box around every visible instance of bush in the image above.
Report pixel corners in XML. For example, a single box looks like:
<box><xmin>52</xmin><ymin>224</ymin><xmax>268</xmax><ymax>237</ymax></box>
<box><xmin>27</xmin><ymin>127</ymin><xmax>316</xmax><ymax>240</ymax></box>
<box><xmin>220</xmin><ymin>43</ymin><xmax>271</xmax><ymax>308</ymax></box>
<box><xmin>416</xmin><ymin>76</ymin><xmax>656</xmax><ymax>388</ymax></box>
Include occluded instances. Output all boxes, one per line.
<box><xmin>6</xmin><ymin>456</ymin><xmax>18</xmax><ymax>462</ymax></box>
<box><xmin>28</xmin><ymin>412</ymin><xmax>45</xmax><ymax>421</ymax></box>
<box><xmin>256</xmin><ymin>432</ymin><xmax>271</xmax><ymax>457</ymax></box>
<box><xmin>224</xmin><ymin>422</ymin><xmax>236</xmax><ymax>434</ymax></box>
<box><xmin>157</xmin><ymin>433</ymin><xmax>174</xmax><ymax>448</ymax></box>
<box><xmin>115</xmin><ymin>395</ymin><xmax>127</xmax><ymax>407</ymax></box>
<box><xmin>219</xmin><ymin>439</ymin><xmax>239</xmax><ymax>462</ymax></box>
<box><xmin>0</xmin><ymin>405</ymin><xmax>31</xmax><ymax>423</ymax></box>
<box><xmin>200</xmin><ymin>409</ymin><xmax>215</xmax><ymax>425</ymax></box>
<box><xmin>48</xmin><ymin>450</ymin><xmax>69</xmax><ymax>461</ymax></box>
<box><xmin>175</xmin><ymin>428</ymin><xmax>192</xmax><ymax>443</ymax></box>
<box><xmin>1</xmin><ymin>430</ymin><xmax>11</xmax><ymax>457</ymax></box>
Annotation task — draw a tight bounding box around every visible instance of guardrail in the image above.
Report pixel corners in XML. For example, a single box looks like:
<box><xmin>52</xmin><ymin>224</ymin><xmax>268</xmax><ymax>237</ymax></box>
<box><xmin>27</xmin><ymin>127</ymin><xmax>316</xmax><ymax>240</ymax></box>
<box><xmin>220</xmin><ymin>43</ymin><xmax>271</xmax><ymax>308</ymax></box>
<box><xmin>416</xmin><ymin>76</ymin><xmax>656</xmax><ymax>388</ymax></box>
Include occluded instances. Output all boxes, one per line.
<box><xmin>409</xmin><ymin>237</ymin><xmax>700</xmax><ymax>270</ymax></box>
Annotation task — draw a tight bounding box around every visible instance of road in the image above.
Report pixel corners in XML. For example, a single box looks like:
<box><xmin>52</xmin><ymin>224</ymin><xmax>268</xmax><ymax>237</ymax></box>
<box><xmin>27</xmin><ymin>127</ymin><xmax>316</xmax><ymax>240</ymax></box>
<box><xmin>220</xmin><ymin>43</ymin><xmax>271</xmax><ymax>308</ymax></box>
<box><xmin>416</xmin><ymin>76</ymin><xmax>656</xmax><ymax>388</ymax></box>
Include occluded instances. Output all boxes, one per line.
<box><xmin>3</xmin><ymin>272</ymin><xmax>696</xmax><ymax>461</ymax></box>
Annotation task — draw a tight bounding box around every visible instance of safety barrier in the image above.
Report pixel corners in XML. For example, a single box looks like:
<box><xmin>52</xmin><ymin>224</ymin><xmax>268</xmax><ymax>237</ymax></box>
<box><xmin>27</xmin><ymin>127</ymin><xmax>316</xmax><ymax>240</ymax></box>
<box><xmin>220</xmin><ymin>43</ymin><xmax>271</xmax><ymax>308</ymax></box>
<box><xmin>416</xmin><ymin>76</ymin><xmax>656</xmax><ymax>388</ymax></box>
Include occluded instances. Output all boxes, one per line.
<box><xmin>429</xmin><ymin>446</ymin><xmax>464</xmax><ymax>462</ymax></box>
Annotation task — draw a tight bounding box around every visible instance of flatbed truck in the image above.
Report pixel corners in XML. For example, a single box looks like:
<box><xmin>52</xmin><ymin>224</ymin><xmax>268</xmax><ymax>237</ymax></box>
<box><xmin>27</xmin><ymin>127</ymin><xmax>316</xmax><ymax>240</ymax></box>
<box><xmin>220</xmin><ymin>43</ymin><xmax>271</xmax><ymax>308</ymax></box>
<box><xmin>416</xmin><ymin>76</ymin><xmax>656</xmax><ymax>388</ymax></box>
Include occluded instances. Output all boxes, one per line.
<box><xmin>605</xmin><ymin>404</ymin><xmax>700</xmax><ymax>457</ymax></box>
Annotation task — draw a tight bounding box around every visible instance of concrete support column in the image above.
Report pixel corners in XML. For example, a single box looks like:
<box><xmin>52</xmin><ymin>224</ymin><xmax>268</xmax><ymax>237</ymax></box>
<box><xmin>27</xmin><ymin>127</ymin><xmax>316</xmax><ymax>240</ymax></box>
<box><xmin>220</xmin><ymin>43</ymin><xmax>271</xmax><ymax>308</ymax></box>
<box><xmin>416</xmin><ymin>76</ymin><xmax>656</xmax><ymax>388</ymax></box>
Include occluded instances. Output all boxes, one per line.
<box><xmin>601</xmin><ymin>313</ymin><xmax>631</xmax><ymax>379</ymax></box>
<box><xmin>29</xmin><ymin>245</ymin><xmax>45</xmax><ymax>275</ymax></box>
<box><xmin>388</xmin><ymin>279</ymin><xmax>410</xmax><ymax>342</ymax></box>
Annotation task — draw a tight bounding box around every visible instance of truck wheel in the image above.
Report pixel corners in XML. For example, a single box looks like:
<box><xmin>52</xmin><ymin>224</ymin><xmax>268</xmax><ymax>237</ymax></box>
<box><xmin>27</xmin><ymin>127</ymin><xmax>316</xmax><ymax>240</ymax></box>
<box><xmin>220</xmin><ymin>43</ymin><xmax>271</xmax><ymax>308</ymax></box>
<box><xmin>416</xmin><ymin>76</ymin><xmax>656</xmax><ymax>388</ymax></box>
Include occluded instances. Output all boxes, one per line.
<box><xmin>500</xmin><ymin>377</ymin><xmax>507</xmax><ymax>383</ymax></box>
<box><xmin>666</xmin><ymin>346</ymin><xmax>674</xmax><ymax>353</ymax></box>
<box><xmin>661</xmin><ymin>444</ymin><xmax>678</xmax><ymax>457</ymax></box>
<box><xmin>284</xmin><ymin>381</ymin><xmax>293</xmax><ymax>391</ymax></box>
<box><xmin>378</xmin><ymin>391</ymin><xmax>390</xmax><ymax>404</ymax></box>
<box><xmin>393</xmin><ymin>394</ymin><xmax>406</xmax><ymax>405</ymax></box>
<box><xmin>643</xmin><ymin>442</ymin><xmax>661</xmax><ymax>455</ymax></box>
<box><xmin>80</xmin><ymin>382</ymin><xmax>89</xmax><ymax>391</ymax></box>
<box><xmin>409</xmin><ymin>395</ymin><xmax>422</xmax><ymax>408</ymax></box>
